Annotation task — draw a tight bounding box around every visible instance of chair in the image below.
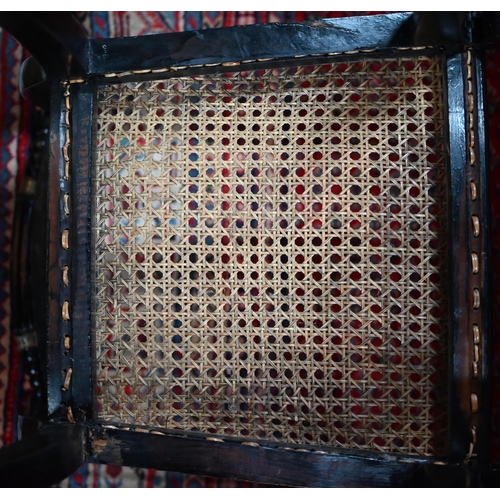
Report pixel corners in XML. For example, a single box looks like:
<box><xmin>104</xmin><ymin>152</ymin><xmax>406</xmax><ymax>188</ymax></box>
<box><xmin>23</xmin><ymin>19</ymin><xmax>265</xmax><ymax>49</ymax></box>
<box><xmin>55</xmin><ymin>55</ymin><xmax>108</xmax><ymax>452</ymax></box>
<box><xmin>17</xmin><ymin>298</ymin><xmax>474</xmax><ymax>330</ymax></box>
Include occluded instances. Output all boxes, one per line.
<box><xmin>0</xmin><ymin>11</ymin><xmax>499</xmax><ymax>487</ymax></box>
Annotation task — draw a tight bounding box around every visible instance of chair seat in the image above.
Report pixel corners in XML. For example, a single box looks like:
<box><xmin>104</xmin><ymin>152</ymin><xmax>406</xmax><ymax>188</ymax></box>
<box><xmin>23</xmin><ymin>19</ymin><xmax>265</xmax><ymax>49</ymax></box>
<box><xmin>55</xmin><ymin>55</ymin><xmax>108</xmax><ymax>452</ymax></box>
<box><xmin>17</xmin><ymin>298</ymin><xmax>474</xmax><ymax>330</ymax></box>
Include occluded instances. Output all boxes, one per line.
<box><xmin>94</xmin><ymin>55</ymin><xmax>448</xmax><ymax>457</ymax></box>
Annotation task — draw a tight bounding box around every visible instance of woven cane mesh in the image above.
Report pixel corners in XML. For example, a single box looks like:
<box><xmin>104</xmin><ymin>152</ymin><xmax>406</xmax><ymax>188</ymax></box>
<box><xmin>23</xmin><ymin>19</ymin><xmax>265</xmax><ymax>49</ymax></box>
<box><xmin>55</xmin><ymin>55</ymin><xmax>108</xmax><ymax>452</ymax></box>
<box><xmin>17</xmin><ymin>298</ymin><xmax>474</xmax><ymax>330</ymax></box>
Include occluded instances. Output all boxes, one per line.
<box><xmin>93</xmin><ymin>56</ymin><xmax>448</xmax><ymax>457</ymax></box>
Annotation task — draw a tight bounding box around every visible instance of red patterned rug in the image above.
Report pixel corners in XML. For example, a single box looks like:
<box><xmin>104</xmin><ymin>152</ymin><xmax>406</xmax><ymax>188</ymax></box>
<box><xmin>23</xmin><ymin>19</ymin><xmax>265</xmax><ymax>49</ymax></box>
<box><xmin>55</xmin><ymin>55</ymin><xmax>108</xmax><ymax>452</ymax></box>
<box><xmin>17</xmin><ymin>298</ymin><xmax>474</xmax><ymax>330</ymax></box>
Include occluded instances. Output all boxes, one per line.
<box><xmin>1</xmin><ymin>11</ymin><xmax>499</xmax><ymax>487</ymax></box>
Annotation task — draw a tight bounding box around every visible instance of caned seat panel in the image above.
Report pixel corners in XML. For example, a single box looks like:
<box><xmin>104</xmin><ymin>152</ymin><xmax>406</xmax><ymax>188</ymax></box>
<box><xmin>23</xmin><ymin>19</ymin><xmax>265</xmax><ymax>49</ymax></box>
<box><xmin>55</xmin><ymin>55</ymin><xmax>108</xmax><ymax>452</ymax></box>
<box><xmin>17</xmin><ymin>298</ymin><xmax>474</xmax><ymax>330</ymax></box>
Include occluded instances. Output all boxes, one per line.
<box><xmin>93</xmin><ymin>57</ymin><xmax>448</xmax><ymax>456</ymax></box>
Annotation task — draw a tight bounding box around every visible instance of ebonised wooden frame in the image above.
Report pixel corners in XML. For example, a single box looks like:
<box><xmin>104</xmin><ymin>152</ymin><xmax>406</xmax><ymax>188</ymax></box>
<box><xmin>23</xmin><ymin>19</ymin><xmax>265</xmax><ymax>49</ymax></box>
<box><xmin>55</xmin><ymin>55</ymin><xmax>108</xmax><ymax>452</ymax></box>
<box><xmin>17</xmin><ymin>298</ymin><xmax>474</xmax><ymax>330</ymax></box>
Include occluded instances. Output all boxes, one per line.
<box><xmin>0</xmin><ymin>11</ymin><xmax>496</xmax><ymax>487</ymax></box>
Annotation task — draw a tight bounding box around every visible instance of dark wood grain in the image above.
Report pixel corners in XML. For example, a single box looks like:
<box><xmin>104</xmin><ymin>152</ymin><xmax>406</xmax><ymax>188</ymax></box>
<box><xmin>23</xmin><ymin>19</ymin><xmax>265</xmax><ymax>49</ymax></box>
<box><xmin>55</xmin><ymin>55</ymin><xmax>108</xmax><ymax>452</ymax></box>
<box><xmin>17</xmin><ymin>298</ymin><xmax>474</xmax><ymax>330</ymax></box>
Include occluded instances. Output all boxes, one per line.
<box><xmin>89</xmin><ymin>426</ymin><xmax>434</xmax><ymax>487</ymax></box>
<box><xmin>46</xmin><ymin>83</ymin><xmax>65</xmax><ymax>417</ymax></box>
<box><xmin>88</xmin><ymin>425</ymin><xmax>500</xmax><ymax>487</ymax></box>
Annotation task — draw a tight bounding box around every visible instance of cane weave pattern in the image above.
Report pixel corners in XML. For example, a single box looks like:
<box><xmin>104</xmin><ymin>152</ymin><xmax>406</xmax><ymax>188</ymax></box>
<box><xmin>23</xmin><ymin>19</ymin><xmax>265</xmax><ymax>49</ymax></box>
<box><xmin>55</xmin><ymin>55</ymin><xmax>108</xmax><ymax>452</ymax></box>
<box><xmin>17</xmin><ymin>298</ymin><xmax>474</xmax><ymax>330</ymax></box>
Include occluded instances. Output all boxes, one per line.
<box><xmin>93</xmin><ymin>57</ymin><xmax>448</xmax><ymax>456</ymax></box>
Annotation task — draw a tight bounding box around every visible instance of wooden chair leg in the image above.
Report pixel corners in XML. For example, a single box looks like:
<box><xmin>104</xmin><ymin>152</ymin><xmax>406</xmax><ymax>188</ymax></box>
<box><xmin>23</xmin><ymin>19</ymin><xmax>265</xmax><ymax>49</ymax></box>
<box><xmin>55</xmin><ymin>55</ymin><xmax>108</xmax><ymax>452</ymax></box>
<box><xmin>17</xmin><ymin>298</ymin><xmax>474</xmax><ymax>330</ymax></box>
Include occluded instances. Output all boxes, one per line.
<box><xmin>0</xmin><ymin>12</ymin><xmax>88</xmax><ymax>79</ymax></box>
<box><xmin>0</xmin><ymin>423</ymin><xmax>86</xmax><ymax>487</ymax></box>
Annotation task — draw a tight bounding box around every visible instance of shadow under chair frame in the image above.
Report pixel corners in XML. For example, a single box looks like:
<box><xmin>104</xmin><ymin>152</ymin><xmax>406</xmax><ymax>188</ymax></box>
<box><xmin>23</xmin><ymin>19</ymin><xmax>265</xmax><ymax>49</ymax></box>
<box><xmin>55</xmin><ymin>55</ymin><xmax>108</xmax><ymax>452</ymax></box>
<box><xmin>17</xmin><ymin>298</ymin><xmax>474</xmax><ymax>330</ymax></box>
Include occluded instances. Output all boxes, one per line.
<box><xmin>0</xmin><ymin>11</ymin><xmax>499</xmax><ymax>487</ymax></box>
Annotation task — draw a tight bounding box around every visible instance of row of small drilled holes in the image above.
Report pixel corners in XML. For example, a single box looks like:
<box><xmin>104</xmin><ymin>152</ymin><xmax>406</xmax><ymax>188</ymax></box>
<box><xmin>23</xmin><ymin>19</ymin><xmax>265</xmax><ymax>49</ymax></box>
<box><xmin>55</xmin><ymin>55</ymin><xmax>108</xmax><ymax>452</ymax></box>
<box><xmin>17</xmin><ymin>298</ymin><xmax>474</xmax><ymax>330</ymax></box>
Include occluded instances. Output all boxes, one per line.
<box><xmin>61</xmin><ymin>84</ymin><xmax>74</xmax><ymax>423</ymax></box>
<box><xmin>466</xmin><ymin>48</ymin><xmax>480</xmax><ymax>463</ymax></box>
<box><xmin>95</xmin><ymin>48</ymin><xmax>433</xmax><ymax>80</ymax></box>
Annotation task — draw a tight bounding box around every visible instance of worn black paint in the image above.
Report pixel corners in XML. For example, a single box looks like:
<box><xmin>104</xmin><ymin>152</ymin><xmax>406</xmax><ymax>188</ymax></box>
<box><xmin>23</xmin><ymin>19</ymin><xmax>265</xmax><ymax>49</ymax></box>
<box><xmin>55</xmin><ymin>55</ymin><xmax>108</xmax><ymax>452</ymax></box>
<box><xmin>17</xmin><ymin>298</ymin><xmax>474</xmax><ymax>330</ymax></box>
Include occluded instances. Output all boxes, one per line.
<box><xmin>89</xmin><ymin>13</ymin><xmax>416</xmax><ymax>77</ymax></box>
<box><xmin>0</xmin><ymin>12</ymin><xmax>485</xmax><ymax>85</ymax></box>
<box><xmin>444</xmin><ymin>53</ymin><xmax>473</xmax><ymax>462</ymax></box>
<box><xmin>89</xmin><ymin>426</ymin><xmax>500</xmax><ymax>487</ymax></box>
<box><xmin>70</xmin><ymin>84</ymin><xmax>95</xmax><ymax>420</ymax></box>
<box><xmin>88</xmin><ymin>426</ymin><xmax>430</xmax><ymax>487</ymax></box>
<box><xmin>474</xmin><ymin>50</ymin><xmax>492</xmax><ymax>466</ymax></box>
